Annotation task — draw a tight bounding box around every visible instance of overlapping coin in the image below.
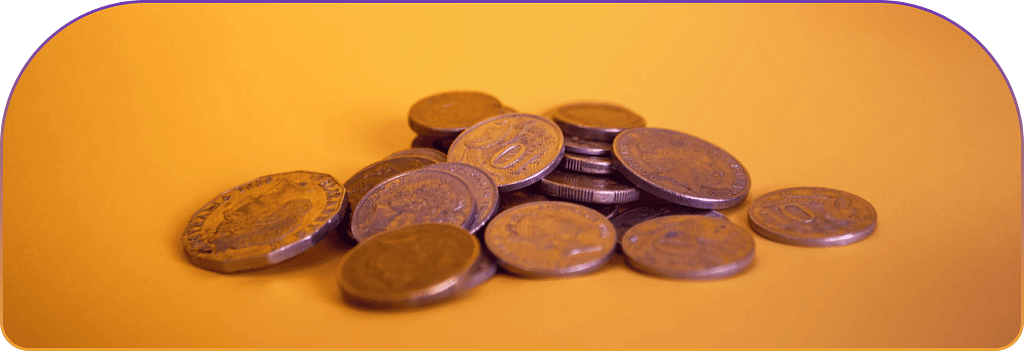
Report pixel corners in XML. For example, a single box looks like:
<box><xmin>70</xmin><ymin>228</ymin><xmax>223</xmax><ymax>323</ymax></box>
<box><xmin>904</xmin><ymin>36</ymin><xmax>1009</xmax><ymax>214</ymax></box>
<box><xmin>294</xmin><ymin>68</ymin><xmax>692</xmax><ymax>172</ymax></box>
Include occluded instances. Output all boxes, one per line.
<box><xmin>548</xmin><ymin>102</ymin><xmax>646</xmax><ymax>141</ymax></box>
<box><xmin>447</xmin><ymin>113</ymin><xmax>565</xmax><ymax>192</ymax></box>
<box><xmin>408</xmin><ymin>91</ymin><xmax>507</xmax><ymax>138</ymax></box>
<box><xmin>539</xmin><ymin>169</ymin><xmax>640</xmax><ymax>204</ymax></box>
<box><xmin>560</xmin><ymin>152</ymin><xmax>614</xmax><ymax>175</ymax></box>
<box><xmin>621</xmin><ymin>215</ymin><xmax>754</xmax><ymax>279</ymax></box>
<box><xmin>350</xmin><ymin>168</ymin><xmax>476</xmax><ymax>242</ymax></box>
<box><xmin>182</xmin><ymin>171</ymin><xmax>346</xmax><ymax>273</ymax></box>
<box><xmin>424</xmin><ymin>162</ymin><xmax>500</xmax><ymax>234</ymax></box>
<box><xmin>611</xmin><ymin>204</ymin><xmax>726</xmax><ymax>242</ymax></box>
<box><xmin>747</xmin><ymin>187</ymin><xmax>876</xmax><ymax>247</ymax></box>
<box><xmin>384</xmin><ymin>148</ymin><xmax>448</xmax><ymax>163</ymax></box>
<box><xmin>564</xmin><ymin>135</ymin><xmax>612</xmax><ymax>156</ymax></box>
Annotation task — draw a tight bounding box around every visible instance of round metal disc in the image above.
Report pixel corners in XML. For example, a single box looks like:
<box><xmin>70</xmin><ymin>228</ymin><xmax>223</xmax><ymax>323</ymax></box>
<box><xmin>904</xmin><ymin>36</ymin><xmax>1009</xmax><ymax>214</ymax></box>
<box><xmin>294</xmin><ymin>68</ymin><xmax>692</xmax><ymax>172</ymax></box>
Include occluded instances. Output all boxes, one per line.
<box><xmin>621</xmin><ymin>215</ymin><xmax>754</xmax><ymax>280</ymax></box>
<box><xmin>447</xmin><ymin>113</ymin><xmax>565</xmax><ymax>192</ymax></box>
<box><xmin>747</xmin><ymin>187</ymin><xmax>877</xmax><ymax>247</ymax></box>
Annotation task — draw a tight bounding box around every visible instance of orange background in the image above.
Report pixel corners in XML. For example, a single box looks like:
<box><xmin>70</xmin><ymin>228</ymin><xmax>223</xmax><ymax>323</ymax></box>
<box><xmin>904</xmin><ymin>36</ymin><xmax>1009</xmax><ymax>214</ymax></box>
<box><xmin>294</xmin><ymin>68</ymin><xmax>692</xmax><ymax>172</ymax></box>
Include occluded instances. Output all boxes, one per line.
<box><xmin>1</xmin><ymin>3</ymin><xmax>1020</xmax><ymax>348</ymax></box>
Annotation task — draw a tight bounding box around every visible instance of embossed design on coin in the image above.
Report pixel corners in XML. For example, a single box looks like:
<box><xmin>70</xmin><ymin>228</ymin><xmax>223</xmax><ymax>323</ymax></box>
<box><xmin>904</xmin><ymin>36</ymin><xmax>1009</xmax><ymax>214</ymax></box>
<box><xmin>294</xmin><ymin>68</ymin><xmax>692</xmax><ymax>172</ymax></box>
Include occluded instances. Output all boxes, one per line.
<box><xmin>612</xmin><ymin>127</ymin><xmax>750</xmax><ymax>209</ymax></box>
<box><xmin>384</xmin><ymin>148</ymin><xmax>448</xmax><ymax>163</ymax></box>
<box><xmin>425</xmin><ymin>162</ymin><xmax>500</xmax><ymax>234</ymax></box>
<box><xmin>408</xmin><ymin>91</ymin><xmax>505</xmax><ymax>138</ymax></box>
<box><xmin>560</xmin><ymin>152</ymin><xmax>614</xmax><ymax>175</ymax></box>
<box><xmin>447</xmin><ymin>113</ymin><xmax>565</xmax><ymax>192</ymax></box>
<box><xmin>549</xmin><ymin>102</ymin><xmax>646</xmax><ymax>141</ymax></box>
<box><xmin>351</xmin><ymin>169</ymin><xmax>476</xmax><ymax>242</ymax></box>
<box><xmin>564</xmin><ymin>135</ymin><xmax>612</xmax><ymax>156</ymax></box>
<box><xmin>337</xmin><ymin>224</ymin><xmax>480</xmax><ymax>308</ymax></box>
<box><xmin>621</xmin><ymin>215</ymin><xmax>754</xmax><ymax>279</ymax></box>
<box><xmin>539</xmin><ymin>170</ymin><xmax>640</xmax><ymax>204</ymax></box>
<box><xmin>611</xmin><ymin>204</ymin><xmax>726</xmax><ymax>242</ymax></box>
<box><xmin>747</xmin><ymin>187</ymin><xmax>876</xmax><ymax>247</ymax></box>
<box><xmin>343</xmin><ymin>157</ymin><xmax>436</xmax><ymax>213</ymax></box>
<box><xmin>484</xmin><ymin>201</ymin><xmax>616</xmax><ymax>277</ymax></box>
<box><xmin>182</xmin><ymin>171</ymin><xmax>346</xmax><ymax>273</ymax></box>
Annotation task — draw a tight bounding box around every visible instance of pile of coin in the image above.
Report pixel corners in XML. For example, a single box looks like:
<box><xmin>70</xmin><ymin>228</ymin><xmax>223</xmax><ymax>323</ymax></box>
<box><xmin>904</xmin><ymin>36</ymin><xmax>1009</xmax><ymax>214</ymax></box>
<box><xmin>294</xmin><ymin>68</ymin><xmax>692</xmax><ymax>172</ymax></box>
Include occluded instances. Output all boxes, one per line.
<box><xmin>181</xmin><ymin>90</ymin><xmax>878</xmax><ymax>309</ymax></box>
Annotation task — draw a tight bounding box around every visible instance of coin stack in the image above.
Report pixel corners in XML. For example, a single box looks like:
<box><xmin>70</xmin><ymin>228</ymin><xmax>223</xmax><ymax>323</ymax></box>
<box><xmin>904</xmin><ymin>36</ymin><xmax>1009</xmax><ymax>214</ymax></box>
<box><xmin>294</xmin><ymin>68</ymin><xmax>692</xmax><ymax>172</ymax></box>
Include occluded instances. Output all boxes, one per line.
<box><xmin>181</xmin><ymin>90</ymin><xmax>877</xmax><ymax>309</ymax></box>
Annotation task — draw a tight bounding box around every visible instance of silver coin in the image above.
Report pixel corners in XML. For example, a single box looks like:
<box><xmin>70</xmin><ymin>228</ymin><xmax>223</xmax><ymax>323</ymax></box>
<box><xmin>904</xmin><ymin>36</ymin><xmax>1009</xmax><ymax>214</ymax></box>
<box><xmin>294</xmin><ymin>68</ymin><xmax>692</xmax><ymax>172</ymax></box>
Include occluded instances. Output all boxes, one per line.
<box><xmin>560</xmin><ymin>152</ymin><xmax>614</xmax><ymax>175</ymax></box>
<box><xmin>182</xmin><ymin>171</ymin><xmax>346</xmax><ymax>273</ymax></box>
<box><xmin>496</xmin><ymin>187</ymin><xmax>549</xmax><ymax>214</ymax></box>
<box><xmin>612</xmin><ymin>127</ymin><xmax>750</xmax><ymax>210</ymax></box>
<box><xmin>621</xmin><ymin>215</ymin><xmax>755</xmax><ymax>280</ymax></box>
<box><xmin>350</xmin><ymin>169</ymin><xmax>477</xmax><ymax>242</ymax></box>
<box><xmin>424</xmin><ymin>162</ymin><xmax>500</xmax><ymax>234</ymax></box>
<box><xmin>564</xmin><ymin>135</ymin><xmax>612</xmax><ymax>156</ymax></box>
<box><xmin>410</xmin><ymin>134</ymin><xmax>456</xmax><ymax>153</ymax></box>
<box><xmin>611</xmin><ymin>204</ymin><xmax>726</xmax><ymax>242</ymax></box>
<box><xmin>549</xmin><ymin>102</ymin><xmax>646</xmax><ymax>141</ymax></box>
<box><xmin>484</xmin><ymin>201</ymin><xmax>616</xmax><ymax>277</ymax></box>
<box><xmin>408</xmin><ymin>91</ymin><xmax>506</xmax><ymax>138</ymax></box>
<box><xmin>384</xmin><ymin>148</ymin><xmax>447</xmax><ymax>163</ymax></box>
<box><xmin>340</xmin><ymin>157</ymin><xmax>437</xmax><ymax>241</ymax></box>
<box><xmin>747</xmin><ymin>187</ymin><xmax>877</xmax><ymax>247</ymax></box>
<box><xmin>447</xmin><ymin>113</ymin><xmax>565</xmax><ymax>192</ymax></box>
<box><xmin>539</xmin><ymin>170</ymin><xmax>640</xmax><ymax>204</ymax></box>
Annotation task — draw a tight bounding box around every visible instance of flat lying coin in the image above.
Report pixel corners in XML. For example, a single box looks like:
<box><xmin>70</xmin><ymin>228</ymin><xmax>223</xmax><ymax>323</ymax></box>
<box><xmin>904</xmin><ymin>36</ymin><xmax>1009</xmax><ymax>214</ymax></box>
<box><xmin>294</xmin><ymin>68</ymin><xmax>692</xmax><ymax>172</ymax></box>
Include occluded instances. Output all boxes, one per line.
<box><xmin>350</xmin><ymin>169</ymin><xmax>476</xmax><ymax>242</ymax></box>
<box><xmin>564</xmin><ymin>135</ymin><xmax>612</xmax><ymax>156</ymax></box>
<box><xmin>539</xmin><ymin>170</ymin><xmax>640</xmax><ymax>204</ymax></box>
<box><xmin>408</xmin><ymin>91</ymin><xmax>505</xmax><ymax>138</ymax></box>
<box><xmin>460</xmin><ymin>252</ymin><xmax>498</xmax><ymax>292</ymax></box>
<box><xmin>611</xmin><ymin>204</ymin><xmax>726</xmax><ymax>242</ymax></box>
<box><xmin>411</xmin><ymin>134</ymin><xmax>456</xmax><ymax>153</ymax></box>
<box><xmin>425</xmin><ymin>162</ymin><xmax>500</xmax><ymax>234</ymax></box>
<box><xmin>560</xmin><ymin>152</ymin><xmax>614</xmax><ymax>175</ymax></box>
<box><xmin>384</xmin><ymin>148</ymin><xmax>447</xmax><ymax>163</ymax></box>
<box><xmin>497</xmin><ymin>187</ymin><xmax>549</xmax><ymax>214</ymax></box>
<box><xmin>337</xmin><ymin>224</ymin><xmax>480</xmax><ymax>308</ymax></box>
<box><xmin>485</xmin><ymin>201</ymin><xmax>616</xmax><ymax>277</ymax></box>
<box><xmin>549</xmin><ymin>102</ymin><xmax>646</xmax><ymax>141</ymax></box>
<box><xmin>612</xmin><ymin>127</ymin><xmax>750</xmax><ymax>210</ymax></box>
<box><xmin>621</xmin><ymin>215</ymin><xmax>754</xmax><ymax>280</ymax></box>
<box><xmin>448</xmin><ymin>113</ymin><xmax>565</xmax><ymax>192</ymax></box>
<box><xmin>341</xmin><ymin>157</ymin><xmax>437</xmax><ymax>241</ymax></box>
<box><xmin>182</xmin><ymin>171</ymin><xmax>346</xmax><ymax>273</ymax></box>
<box><xmin>747</xmin><ymin>187</ymin><xmax>876</xmax><ymax>247</ymax></box>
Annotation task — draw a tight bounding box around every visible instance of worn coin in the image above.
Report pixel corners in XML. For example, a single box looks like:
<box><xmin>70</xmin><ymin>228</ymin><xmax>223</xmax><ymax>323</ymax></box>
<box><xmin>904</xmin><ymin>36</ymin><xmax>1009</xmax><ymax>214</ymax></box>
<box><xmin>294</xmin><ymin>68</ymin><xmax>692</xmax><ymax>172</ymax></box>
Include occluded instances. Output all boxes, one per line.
<box><xmin>564</xmin><ymin>135</ymin><xmax>612</xmax><ymax>156</ymax></box>
<box><xmin>337</xmin><ymin>223</ymin><xmax>480</xmax><ymax>308</ymax></box>
<box><xmin>612</xmin><ymin>127</ymin><xmax>750</xmax><ymax>210</ymax></box>
<box><xmin>560</xmin><ymin>152</ymin><xmax>615</xmax><ymax>175</ymax></box>
<box><xmin>447</xmin><ymin>113</ymin><xmax>565</xmax><ymax>192</ymax></box>
<box><xmin>384</xmin><ymin>147</ymin><xmax>448</xmax><ymax>163</ymax></box>
<box><xmin>549</xmin><ymin>102</ymin><xmax>646</xmax><ymax>141</ymax></box>
<box><xmin>747</xmin><ymin>187</ymin><xmax>876</xmax><ymax>247</ymax></box>
<box><xmin>424</xmin><ymin>162</ymin><xmax>500</xmax><ymax>234</ymax></box>
<box><xmin>621</xmin><ymin>215</ymin><xmax>754</xmax><ymax>280</ymax></box>
<box><xmin>485</xmin><ymin>201</ymin><xmax>616</xmax><ymax>277</ymax></box>
<box><xmin>497</xmin><ymin>186</ymin><xmax>549</xmax><ymax>214</ymax></box>
<box><xmin>539</xmin><ymin>169</ymin><xmax>640</xmax><ymax>204</ymax></box>
<box><xmin>350</xmin><ymin>169</ymin><xmax>476</xmax><ymax>242</ymax></box>
<box><xmin>340</xmin><ymin>156</ymin><xmax>437</xmax><ymax>241</ymax></box>
<box><xmin>611</xmin><ymin>204</ymin><xmax>726</xmax><ymax>242</ymax></box>
<box><xmin>182</xmin><ymin>171</ymin><xmax>346</xmax><ymax>273</ymax></box>
<box><xmin>408</xmin><ymin>91</ymin><xmax>506</xmax><ymax>138</ymax></box>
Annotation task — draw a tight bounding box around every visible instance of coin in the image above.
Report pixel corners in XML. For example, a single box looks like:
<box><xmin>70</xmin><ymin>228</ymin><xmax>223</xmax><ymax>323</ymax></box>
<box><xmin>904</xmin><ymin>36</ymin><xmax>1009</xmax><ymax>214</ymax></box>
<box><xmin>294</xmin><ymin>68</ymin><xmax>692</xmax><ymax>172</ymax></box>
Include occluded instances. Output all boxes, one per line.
<box><xmin>611</xmin><ymin>204</ymin><xmax>726</xmax><ymax>242</ymax></box>
<box><xmin>496</xmin><ymin>186</ymin><xmax>549</xmax><ymax>213</ymax></box>
<box><xmin>350</xmin><ymin>168</ymin><xmax>477</xmax><ymax>242</ymax></box>
<box><xmin>560</xmin><ymin>152</ymin><xmax>614</xmax><ymax>175</ymax></box>
<box><xmin>612</xmin><ymin>127</ymin><xmax>750</xmax><ymax>210</ymax></box>
<box><xmin>564</xmin><ymin>135</ymin><xmax>612</xmax><ymax>156</ymax></box>
<box><xmin>485</xmin><ymin>201</ymin><xmax>616</xmax><ymax>277</ymax></box>
<box><xmin>336</xmin><ymin>224</ymin><xmax>480</xmax><ymax>308</ymax></box>
<box><xmin>341</xmin><ymin>156</ymin><xmax>437</xmax><ymax>240</ymax></box>
<box><xmin>424</xmin><ymin>162</ymin><xmax>500</xmax><ymax>234</ymax></box>
<box><xmin>621</xmin><ymin>215</ymin><xmax>755</xmax><ymax>279</ymax></box>
<box><xmin>747</xmin><ymin>187</ymin><xmax>877</xmax><ymax>247</ymax></box>
<box><xmin>549</xmin><ymin>102</ymin><xmax>646</xmax><ymax>141</ymax></box>
<box><xmin>411</xmin><ymin>134</ymin><xmax>457</xmax><ymax>153</ymax></box>
<box><xmin>408</xmin><ymin>91</ymin><xmax>506</xmax><ymax>138</ymax></box>
<box><xmin>447</xmin><ymin>113</ymin><xmax>565</xmax><ymax>192</ymax></box>
<box><xmin>539</xmin><ymin>169</ymin><xmax>640</xmax><ymax>204</ymax></box>
<box><xmin>384</xmin><ymin>147</ymin><xmax>447</xmax><ymax>163</ymax></box>
<box><xmin>182</xmin><ymin>171</ymin><xmax>346</xmax><ymax>273</ymax></box>
<box><xmin>459</xmin><ymin>252</ymin><xmax>498</xmax><ymax>292</ymax></box>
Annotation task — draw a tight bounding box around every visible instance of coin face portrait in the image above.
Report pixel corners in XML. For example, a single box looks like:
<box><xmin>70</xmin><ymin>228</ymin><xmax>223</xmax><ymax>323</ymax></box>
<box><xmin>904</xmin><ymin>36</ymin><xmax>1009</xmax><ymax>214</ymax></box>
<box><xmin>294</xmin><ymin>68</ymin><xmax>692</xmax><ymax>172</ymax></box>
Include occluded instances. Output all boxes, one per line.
<box><xmin>635</xmin><ymin>135</ymin><xmax>735</xmax><ymax>196</ymax></box>
<box><xmin>747</xmin><ymin>187</ymin><xmax>877</xmax><ymax>247</ymax></box>
<box><xmin>448</xmin><ymin>114</ymin><xmax>564</xmax><ymax>191</ymax></box>
<box><xmin>211</xmin><ymin>178</ymin><xmax>314</xmax><ymax>253</ymax></box>
<box><xmin>351</xmin><ymin>169</ymin><xmax>475</xmax><ymax>241</ymax></box>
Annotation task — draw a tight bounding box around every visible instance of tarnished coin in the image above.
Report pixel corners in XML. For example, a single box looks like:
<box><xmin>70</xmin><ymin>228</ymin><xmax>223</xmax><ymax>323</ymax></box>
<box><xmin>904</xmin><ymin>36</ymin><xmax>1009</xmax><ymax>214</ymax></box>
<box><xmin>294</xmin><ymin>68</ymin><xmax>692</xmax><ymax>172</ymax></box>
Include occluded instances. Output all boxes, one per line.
<box><xmin>611</xmin><ymin>204</ymin><xmax>726</xmax><ymax>242</ymax></box>
<box><xmin>447</xmin><ymin>113</ymin><xmax>565</xmax><ymax>192</ymax></box>
<box><xmin>621</xmin><ymin>215</ymin><xmax>754</xmax><ymax>280</ymax></box>
<box><xmin>497</xmin><ymin>187</ymin><xmax>549</xmax><ymax>213</ymax></box>
<box><xmin>336</xmin><ymin>224</ymin><xmax>480</xmax><ymax>308</ymax></box>
<box><xmin>485</xmin><ymin>201</ymin><xmax>616</xmax><ymax>277</ymax></box>
<box><xmin>747</xmin><ymin>187</ymin><xmax>877</xmax><ymax>247</ymax></box>
<box><xmin>424</xmin><ymin>162</ymin><xmax>500</xmax><ymax>234</ymax></box>
<box><xmin>384</xmin><ymin>148</ymin><xmax>447</xmax><ymax>163</ymax></box>
<box><xmin>560</xmin><ymin>152</ymin><xmax>615</xmax><ymax>175</ymax></box>
<box><xmin>411</xmin><ymin>134</ymin><xmax>456</xmax><ymax>153</ymax></box>
<box><xmin>549</xmin><ymin>102</ymin><xmax>646</xmax><ymax>141</ymax></box>
<box><xmin>182</xmin><ymin>171</ymin><xmax>346</xmax><ymax>273</ymax></box>
<box><xmin>539</xmin><ymin>170</ymin><xmax>640</xmax><ymax>204</ymax></box>
<box><xmin>408</xmin><ymin>91</ymin><xmax>506</xmax><ymax>138</ymax></box>
<box><xmin>564</xmin><ymin>135</ymin><xmax>612</xmax><ymax>156</ymax></box>
<box><xmin>350</xmin><ymin>169</ymin><xmax>476</xmax><ymax>242</ymax></box>
<box><xmin>612</xmin><ymin>127</ymin><xmax>750</xmax><ymax>210</ymax></box>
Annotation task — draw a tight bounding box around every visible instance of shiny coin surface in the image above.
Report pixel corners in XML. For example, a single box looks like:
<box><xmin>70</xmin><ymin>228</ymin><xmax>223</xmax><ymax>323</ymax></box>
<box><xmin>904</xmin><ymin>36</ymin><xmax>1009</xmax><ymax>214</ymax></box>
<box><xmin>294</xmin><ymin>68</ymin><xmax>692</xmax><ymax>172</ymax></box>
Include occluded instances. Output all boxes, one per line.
<box><xmin>182</xmin><ymin>171</ymin><xmax>346</xmax><ymax>273</ymax></box>
<box><xmin>425</xmin><ymin>162</ymin><xmax>500</xmax><ymax>234</ymax></box>
<box><xmin>611</xmin><ymin>204</ymin><xmax>726</xmax><ymax>242</ymax></box>
<box><xmin>408</xmin><ymin>91</ymin><xmax>505</xmax><ymax>138</ymax></box>
<box><xmin>560</xmin><ymin>152</ymin><xmax>615</xmax><ymax>175</ymax></box>
<box><xmin>485</xmin><ymin>201</ymin><xmax>616</xmax><ymax>277</ymax></box>
<box><xmin>621</xmin><ymin>215</ymin><xmax>754</xmax><ymax>280</ymax></box>
<box><xmin>497</xmin><ymin>187</ymin><xmax>549</xmax><ymax>213</ymax></box>
<box><xmin>337</xmin><ymin>224</ymin><xmax>480</xmax><ymax>308</ymax></box>
<box><xmin>539</xmin><ymin>170</ymin><xmax>640</xmax><ymax>204</ymax></box>
<box><xmin>612</xmin><ymin>127</ymin><xmax>750</xmax><ymax>210</ymax></box>
<box><xmin>747</xmin><ymin>187</ymin><xmax>877</xmax><ymax>247</ymax></box>
<box><xmin>350</xmin><ymin>169</ymin><xmax>476</xmax><ymax>242</ymax></box>
<box><xmin>448</xmin><ymin>113</ymin><xmax>565</xmax><ymax>192</ymax></box>
<box><xmin>384</xmin><ymin>147</ymin><xmax>448</xmax><ymax>163</ymax></box>
<box><xmin>564</xmin><ymin>135</ymin><xmax>612</xmax><ymax>156</ymax></box>
<box><xmin>549</xmin><ymin>102</ymin><xmax>646</xmax><ymax>141</ymax></box>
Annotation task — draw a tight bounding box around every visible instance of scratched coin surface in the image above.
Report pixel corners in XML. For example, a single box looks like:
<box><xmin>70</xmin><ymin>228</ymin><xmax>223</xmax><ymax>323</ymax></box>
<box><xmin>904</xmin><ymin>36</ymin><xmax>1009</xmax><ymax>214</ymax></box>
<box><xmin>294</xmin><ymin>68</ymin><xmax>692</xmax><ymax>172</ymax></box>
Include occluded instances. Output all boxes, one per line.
<box><xmin>336</xmin><ymin>224</ymin><xmax>480</xmax><ymax>308</ymax></box>
<box><xmin>611</xmin><ymin>204</ymin><xmax>726</xmax><ymax>242</ymax></box>
<box><xmin>384</xmin><ymin>148</ymin><xmax>448</xmax><ymax>163</ymax></box>
<box><xmin>612</xmin><ymin>127</ymin><xmax>750</xmax><ymax>210</ymax></box>
<box><xmin>447</xmin><ymin>113</ymin><xmax>565</xmax><ymax>192</ymax></box>
<box><xmin>182</xmin><ymin>171</ymin><xmax>346</xmax><ymax>273</ymax></box>
<box><xmin>424</xmin><ymin>162</ymin><xmax>500</xmax><ymax>234</ymax></box>
<box><xmin>408</xmin><ymin>91</ymin><xmax>506</xmax><ymax>138</ymax></box>
<box><xmin>747</xmin><ymin>187</ymin><xmax>877</xmax><ymax>247</ymax></box>
<box><xmin>539</xmin><ymin>170</ymin><xmax>640</xmax><ymax>204</ymax></box>
<box><xmin>621</xmin><ymin>215</ymin><xmax>755</xmax><ymax>279</ymax></box>
<box><xmin>564</xmin><ymin>135</ymin><xmax>612</xmax><ymax>156</ymax></box>
<box><xmin>560</xmin><ymin>152</ymin><xmax>615</xmax><ymax>175</ymax></box>
<box><xmin>485</xmin><ymin>201</ymin><xmax>616</xmax><ymax>277</ymax></box>
<box><xmin>350</xmin><ymin>169</ymin><xmax>476</xmax><ymax>242</ymax></box>
<box><xmin>549</xmin><ymin>102</ymin><xmax>646</xmax><ymax>141</ymax></box>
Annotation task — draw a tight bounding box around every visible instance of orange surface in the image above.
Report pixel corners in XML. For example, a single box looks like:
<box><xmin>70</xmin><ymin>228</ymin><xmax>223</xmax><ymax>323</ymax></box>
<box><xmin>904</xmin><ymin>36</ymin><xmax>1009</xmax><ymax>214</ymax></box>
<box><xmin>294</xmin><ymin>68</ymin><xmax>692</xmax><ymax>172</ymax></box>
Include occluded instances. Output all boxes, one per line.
<box><xmin>1</xmin><ymin>3</ymin><xmax>1020</xmax><ymax>348</ymax></box>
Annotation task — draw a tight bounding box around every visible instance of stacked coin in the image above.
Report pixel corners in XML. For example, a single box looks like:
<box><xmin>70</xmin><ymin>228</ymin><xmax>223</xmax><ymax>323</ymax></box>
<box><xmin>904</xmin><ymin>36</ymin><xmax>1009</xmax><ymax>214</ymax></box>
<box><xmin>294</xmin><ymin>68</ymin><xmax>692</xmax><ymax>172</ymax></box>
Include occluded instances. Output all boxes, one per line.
<box><xmin>407</xmin><ymin>91</ymin><xmax>517</xmax><ymax>153</ymax></box>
